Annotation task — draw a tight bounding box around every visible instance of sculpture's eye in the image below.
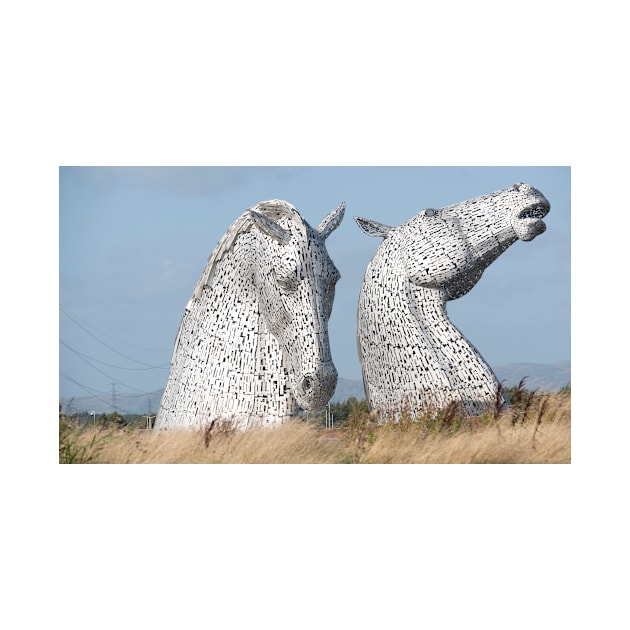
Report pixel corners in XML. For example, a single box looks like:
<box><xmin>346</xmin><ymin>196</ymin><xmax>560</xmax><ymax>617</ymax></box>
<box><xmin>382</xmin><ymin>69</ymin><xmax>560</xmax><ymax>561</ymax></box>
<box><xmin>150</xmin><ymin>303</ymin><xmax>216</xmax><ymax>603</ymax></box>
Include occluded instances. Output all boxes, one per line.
<box><xmin>275</xmin><ymin>273</ymin><xmax>299</xmax><ymax>295</ymax></box>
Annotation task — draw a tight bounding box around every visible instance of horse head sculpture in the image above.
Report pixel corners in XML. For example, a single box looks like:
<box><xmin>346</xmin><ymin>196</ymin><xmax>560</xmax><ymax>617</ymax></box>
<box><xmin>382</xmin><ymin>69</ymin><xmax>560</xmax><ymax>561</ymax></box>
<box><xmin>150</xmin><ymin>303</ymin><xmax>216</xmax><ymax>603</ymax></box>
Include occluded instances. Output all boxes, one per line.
<box><xmin>354</xmin><ymin>183</ymin><xmax>550</xmax><ymax>417</ymax></box>
<box><xmin>248</xmin><ymin>200</ymin><xmax>343</xmax><ymax>412</ymax></box>
<box><xmin>156</xmin><ymin>199</ymin><xmax>344</xmax><ymax>429</ymax></box>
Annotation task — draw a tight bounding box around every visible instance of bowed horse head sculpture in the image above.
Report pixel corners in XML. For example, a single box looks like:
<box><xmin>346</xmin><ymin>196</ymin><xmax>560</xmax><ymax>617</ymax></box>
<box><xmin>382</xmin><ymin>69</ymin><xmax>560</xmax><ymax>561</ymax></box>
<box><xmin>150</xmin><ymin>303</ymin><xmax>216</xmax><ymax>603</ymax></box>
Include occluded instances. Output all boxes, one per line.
<box><xmin>248</xmin><ymin>200</ymin><xmax>343</xmax><ymax>411</ymax></box>
<box><xmin>156</xmin><ymin>199</ymin><xmax>345</xmax><ymax>430</ymax></box>
<box><xmin>354</xmin><ymin>183</ymin><xmax>550</xmax><ymax>418</ymax></box>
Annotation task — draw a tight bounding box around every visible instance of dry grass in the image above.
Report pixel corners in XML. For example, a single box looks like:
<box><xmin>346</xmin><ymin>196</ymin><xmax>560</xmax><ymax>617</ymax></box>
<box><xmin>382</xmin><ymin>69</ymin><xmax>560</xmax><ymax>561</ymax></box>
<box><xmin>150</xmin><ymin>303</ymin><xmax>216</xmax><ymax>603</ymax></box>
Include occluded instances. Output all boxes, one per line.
<box><xmin>60</xmin><ymin>390</ymin><xmax>570</xmax><ymax>464</ymax></box>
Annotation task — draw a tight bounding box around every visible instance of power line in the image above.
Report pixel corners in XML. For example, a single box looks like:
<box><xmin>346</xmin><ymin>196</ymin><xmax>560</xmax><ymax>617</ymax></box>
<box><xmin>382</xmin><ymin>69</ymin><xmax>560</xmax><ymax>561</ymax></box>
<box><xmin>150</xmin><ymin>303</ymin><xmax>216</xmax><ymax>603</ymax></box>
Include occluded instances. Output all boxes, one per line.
<box><xmin>60</xmin><ymin>368</ymin><xmax>163</xmax><ymax>400</ymax></box>
<box><xmin>60</xmin><ymin>339</ymin><xmax>169</xmax><ymax>371</ymax></box>
<box><xmin>59</xmin><ymin>341</ymin><xmax>150</xmax><ymax>393</ymax></box>
<box><xmin>60</xmin><ymin>304</ymin><xmax>170</xmax><ymax>352</ymax></box>
<box><xmin>60</xmin><ymin>369</ymin><xmax>109</xmax><ymax>396</ymax></box>
<box><xmin>60</xmin><ymin>305</ymin><xmax>169</xmax><ymax>368</ymax></box>
<box><xmin>59</xmin><ymin>369</ymin><xmax>113</xmax><ymax>402</ymax></box>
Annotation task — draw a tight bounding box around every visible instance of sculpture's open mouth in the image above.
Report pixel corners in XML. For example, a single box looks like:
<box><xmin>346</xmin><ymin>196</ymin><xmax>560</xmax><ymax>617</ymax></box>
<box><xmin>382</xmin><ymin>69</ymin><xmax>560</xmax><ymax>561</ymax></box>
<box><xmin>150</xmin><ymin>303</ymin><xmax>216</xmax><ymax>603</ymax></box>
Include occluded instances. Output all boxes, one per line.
<box><xmin>518</xmin><ymin>204</ymin><xmax>549</xmax><ymax>220</ymax></box>
<box><xmin>512</xmin><ymin>202</ymin><xmax>550</xmax><ymax>241</ymax></box>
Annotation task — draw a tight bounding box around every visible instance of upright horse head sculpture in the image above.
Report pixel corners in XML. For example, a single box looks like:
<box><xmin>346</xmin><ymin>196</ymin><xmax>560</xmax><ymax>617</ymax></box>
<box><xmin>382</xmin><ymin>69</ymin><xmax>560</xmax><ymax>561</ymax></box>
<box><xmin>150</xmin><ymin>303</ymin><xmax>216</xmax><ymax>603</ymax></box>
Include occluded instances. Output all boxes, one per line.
<box><xmin>354</xmin><ymin>183</ymin><xmax>550</xmax><ymax>418</ymax></box>
<box><xmin>156</xmin><ymin>199</ymin><xmax>344</xmax><ymax>429</ymax></box>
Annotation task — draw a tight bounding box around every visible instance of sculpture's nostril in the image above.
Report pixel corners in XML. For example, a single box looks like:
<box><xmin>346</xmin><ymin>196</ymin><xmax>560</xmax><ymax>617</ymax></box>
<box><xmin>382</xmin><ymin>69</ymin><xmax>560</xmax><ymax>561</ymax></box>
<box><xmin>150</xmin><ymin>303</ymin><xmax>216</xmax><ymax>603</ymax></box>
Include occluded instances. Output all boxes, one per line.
<box><xmin>295</xmin><ymin>368</ymin><xmax>338</xmax><ymax>412</ymax></box>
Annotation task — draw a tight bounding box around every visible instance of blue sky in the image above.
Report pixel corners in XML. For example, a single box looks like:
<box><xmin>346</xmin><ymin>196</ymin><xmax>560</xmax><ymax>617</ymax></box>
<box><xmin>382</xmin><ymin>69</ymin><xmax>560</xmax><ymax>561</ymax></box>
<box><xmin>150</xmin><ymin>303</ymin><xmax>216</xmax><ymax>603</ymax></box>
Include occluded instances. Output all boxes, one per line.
<box><xmin>59</xmin><ymin>166</ymin><xmax>570</xmax><ymax>409</ymax></box>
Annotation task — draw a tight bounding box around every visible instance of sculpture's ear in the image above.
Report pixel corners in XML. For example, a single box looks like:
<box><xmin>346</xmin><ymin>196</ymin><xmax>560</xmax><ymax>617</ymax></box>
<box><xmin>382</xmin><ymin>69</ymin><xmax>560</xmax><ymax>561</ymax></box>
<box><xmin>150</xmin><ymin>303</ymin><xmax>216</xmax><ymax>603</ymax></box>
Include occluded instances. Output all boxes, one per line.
<box><xmin>353</xmin><ymin>216</ymin><xmax>393</xmax><ymax>238</ymax></box>
<box><xmin>249</xmin><ymin>209</ymin><xmax>291</xmax><ymax>244</ymax></box>
<box><xmin>317</xmin><ymin>202</ymin><xmax>345</xmax><ymax>240</ymax></box>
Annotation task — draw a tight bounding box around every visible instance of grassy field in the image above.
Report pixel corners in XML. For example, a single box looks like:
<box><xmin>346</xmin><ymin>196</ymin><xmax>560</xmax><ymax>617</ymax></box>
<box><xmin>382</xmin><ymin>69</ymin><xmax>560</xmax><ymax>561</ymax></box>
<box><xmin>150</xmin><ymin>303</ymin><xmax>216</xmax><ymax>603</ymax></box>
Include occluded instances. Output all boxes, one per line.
<box><xmin>59</xmin><ymin>387</ymin><xmax>570</xmax><ymax>464</ymax></box>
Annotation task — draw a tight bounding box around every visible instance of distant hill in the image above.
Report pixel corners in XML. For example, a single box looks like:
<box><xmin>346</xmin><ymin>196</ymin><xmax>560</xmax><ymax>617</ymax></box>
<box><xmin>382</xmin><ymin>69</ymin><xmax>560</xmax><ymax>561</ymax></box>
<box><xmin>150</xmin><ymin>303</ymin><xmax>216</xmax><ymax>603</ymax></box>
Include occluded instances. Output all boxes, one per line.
<box><xmin>332</xmin><ymin>362</ymin><xmax>572</xmax><ymax>400</ymax></box>
<box><xmin>331</xmin><ymin>377</ymin><xmax>366</xmax><ymax>402</ymax></box>
<box><xmin>63</xmin><ymin>361</ymin><xmax>569</xmax><ymax>415</ymax></box>
<box><xmin>493</xmin><ymin>360</ymin><xmax>571</xmax><ymax>392</ymax></box>
<box><xmin>329</xmin><ymin>361</ymin><xmax>571</xmax><ymax>402</ymax></box>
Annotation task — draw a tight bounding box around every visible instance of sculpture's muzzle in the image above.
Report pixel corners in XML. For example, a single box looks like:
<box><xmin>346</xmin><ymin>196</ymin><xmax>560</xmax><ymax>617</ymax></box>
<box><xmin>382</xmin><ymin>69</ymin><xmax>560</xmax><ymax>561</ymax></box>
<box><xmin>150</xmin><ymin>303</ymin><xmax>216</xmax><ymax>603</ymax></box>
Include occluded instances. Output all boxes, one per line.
<box><xmin>511</xmin><ymin>200</ymin><xmax>550</xmax><ymax>242</ymax></box>
<box><xmin>295</xmin><ymin>363</ymin><xmax>338</xmax><ymax>412</ymax></box>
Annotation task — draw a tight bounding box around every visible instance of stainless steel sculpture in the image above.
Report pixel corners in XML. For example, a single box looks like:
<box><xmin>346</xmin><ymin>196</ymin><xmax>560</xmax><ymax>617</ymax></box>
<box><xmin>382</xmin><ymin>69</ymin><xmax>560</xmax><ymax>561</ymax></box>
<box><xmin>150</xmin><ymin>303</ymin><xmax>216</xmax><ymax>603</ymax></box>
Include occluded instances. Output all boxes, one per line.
<box><xmin>354</xmin><ymin>183</ymin><xmax>550</xmax><ymax>418</ymax></box>
<box><xmin>156</xmin><ymin>199</ymin><xmax>345</xmax><ymax>429</ymax></box>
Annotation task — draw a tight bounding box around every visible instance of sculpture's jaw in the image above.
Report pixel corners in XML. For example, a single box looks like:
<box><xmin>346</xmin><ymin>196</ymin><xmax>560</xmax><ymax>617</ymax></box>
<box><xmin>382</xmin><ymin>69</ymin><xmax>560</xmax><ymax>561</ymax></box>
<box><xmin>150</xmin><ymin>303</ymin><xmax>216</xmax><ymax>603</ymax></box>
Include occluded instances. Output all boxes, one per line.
<box><xmin>512</xmin><ymin>201</ymin><xmax>550</xmax><ymax>241</ymax></box>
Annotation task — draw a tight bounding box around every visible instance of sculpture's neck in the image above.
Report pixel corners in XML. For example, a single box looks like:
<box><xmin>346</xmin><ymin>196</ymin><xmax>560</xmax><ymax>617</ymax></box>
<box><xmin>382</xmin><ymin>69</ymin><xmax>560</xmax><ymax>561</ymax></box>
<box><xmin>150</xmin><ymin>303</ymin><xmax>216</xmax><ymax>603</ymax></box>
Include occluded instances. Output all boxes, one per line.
<box><xmin>411</xmin><ymin>284</ymin><xmax>501</xmax><ymax>412</ymax></box>
<box><xmin>358</xmin><ymin>247</ymin><xmax>501</xmax><ymax>415</ymax></box>
<box><xmin>409</xmin><ymin>282</ymin><xmax>484</xmax><ymax>355</ymax></box>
